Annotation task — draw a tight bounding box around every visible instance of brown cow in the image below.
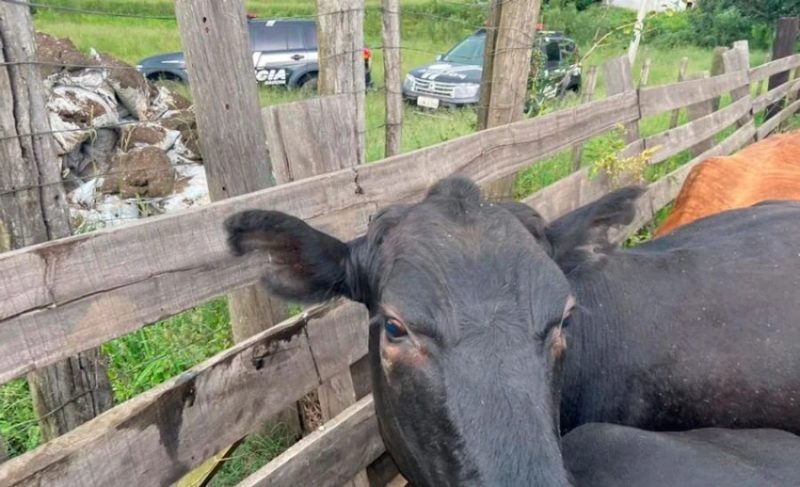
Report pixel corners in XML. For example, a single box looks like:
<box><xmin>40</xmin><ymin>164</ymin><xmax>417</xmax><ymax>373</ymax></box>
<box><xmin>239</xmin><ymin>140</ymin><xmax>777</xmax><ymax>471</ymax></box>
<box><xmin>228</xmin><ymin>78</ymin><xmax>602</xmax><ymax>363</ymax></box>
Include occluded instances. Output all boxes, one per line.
<box><xmin>655</xmin><ymin>129</ymin><xmax>800</xmax><ymax>237</ymax></box>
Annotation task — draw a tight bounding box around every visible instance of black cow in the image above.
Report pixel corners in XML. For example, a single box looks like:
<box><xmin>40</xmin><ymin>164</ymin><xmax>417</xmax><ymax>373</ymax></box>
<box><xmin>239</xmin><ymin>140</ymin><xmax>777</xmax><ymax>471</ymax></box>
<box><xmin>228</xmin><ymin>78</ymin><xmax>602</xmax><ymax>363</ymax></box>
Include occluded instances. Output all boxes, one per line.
<box><xmin>224</xmin><ymin>176</ymin><xmax>800</xmax><ymax>486</ymax></box>
<box><xmin>563</xmin><ymin>424</ymin><xmax>800</xmax><ymax>486</ymax></box>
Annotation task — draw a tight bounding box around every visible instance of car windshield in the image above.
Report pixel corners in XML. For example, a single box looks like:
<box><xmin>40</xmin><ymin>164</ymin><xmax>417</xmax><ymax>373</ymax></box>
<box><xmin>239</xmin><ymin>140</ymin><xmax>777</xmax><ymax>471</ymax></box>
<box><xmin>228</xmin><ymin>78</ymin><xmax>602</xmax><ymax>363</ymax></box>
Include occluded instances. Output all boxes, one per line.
<box><xmin>442</xmin><ymin>35</ymin><xmax>485</xmax><ymax>65</ymax></box>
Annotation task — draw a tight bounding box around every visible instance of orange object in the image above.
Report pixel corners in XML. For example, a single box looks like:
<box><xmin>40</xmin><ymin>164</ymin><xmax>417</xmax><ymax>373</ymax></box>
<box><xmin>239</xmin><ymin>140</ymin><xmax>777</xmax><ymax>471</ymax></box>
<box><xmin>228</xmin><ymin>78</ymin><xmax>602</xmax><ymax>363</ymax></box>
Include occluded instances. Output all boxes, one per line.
<box><xmin>655</xmin><ymin>129</ymin><xmax>800</xmax><ymax>237</ymax></box>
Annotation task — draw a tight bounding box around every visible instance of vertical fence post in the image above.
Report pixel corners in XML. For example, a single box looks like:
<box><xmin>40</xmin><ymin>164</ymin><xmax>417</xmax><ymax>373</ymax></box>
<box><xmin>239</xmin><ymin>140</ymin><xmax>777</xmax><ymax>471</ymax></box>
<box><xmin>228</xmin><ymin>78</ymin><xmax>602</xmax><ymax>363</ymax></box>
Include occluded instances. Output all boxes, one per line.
<box><xmin>477</xmin><ymin>0</ymin><xmax>501</xmax><ymax>132</ymax></box>
<box><xmin>477</xmin><ymin>0</ymin><xmax>542</xmax><ymax>200</ymax></box>
<box><xmin>317</xmin><ymin>0</ymin><xmax>366</xmax><ymax>165</ymax></box>
<box><xmin>316</xmin><ymin>0</ymin><xmax>372</xmax><ymax>478</ymax></box>
<box><xmin>685</xmin><ymin>72</ymin><xmax>715</xmax><ymax>156</ymax></box>
<box><xmin>382</xmin><ymin>0</ymin><xmax>402</xmax><ymax>158</ymax></box>
<box><xmin>604</xmin><ymin>55</ymin><xmax>639</xmax><ymax>143</ymax></box>
<box><xmin>765</xmin><ymin>17</ymin><xmax>800</xmax><ymax>120</ymax></box>
<box><xmin>172</xmin><ymin>1</ymin><xmax>300</xmax><ymax>483</ymax></box>
<box><xmin>755</xmin><ymin>54</ymin><xmax>772</xmax><ymax>96</ymax></box>
<box><xmin>262</xmin><ymin>95</ymin><xmax>371</xmax><ymax>487</ymax></box>
<box><xmin>669</xmin><ymin>57</ymin><xmax>689</xmax><ymax>128</ymax></box>
<box><xmin>723</xmin><ymin>40</ymin><xmax>753</xmax><ymax>130</ymax></box>
<box><xmin>709</xmin><ymin>46</ymin><xmax>727</xmax><ymax>111</ymax></box>
<box><xmin>570</xmin><ymin>65</ymin><xmax>598</xmax><ymax>171</ymax></box>
<box><xmin>0</xmin><ymin>0</ymin><xmax>113</xmax><ymax>442</ymax></box>
<box><xmin>638</xmin><ymin>56</ymin><xmax>652</xmax><ymax>88</ymax></box>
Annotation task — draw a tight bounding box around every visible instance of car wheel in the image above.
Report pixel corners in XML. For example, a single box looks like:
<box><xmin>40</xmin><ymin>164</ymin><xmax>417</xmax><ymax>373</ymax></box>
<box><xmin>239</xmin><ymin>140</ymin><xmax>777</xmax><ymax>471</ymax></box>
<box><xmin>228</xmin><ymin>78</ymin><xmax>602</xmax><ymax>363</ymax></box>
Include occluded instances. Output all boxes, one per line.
<box><xmin>147</xmin><ymin>72</ymin><xmax>182</xmax><ymax>83</ymax></box>
<box><xmin>299</xmin><ymin>74</ymin><xmax>318</xmax><ymax>93</ymax></box>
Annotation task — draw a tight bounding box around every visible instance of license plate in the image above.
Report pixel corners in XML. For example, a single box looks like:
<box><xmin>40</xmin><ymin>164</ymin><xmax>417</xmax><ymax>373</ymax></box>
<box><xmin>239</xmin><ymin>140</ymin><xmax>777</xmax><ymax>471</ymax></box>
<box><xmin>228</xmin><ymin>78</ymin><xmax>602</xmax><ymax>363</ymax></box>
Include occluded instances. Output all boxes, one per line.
<box><xmin>417</xmin><ymin>96</ymin><xmax>440</xmax><ymax>109</ymax></box>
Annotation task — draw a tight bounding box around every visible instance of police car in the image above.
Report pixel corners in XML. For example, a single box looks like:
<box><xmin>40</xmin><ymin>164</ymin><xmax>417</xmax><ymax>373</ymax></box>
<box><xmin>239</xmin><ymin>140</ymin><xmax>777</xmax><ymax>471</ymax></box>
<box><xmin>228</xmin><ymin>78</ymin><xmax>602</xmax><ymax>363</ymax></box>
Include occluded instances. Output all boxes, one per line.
<box><xmin>136</xmin><ymin>18</ymin><xmax>373</xmax><ymax>90</ymax></box>
<box><xmin>402</xmin><ymin>27</ymin><xmax>581</xmax><ymax>111</ymax></box>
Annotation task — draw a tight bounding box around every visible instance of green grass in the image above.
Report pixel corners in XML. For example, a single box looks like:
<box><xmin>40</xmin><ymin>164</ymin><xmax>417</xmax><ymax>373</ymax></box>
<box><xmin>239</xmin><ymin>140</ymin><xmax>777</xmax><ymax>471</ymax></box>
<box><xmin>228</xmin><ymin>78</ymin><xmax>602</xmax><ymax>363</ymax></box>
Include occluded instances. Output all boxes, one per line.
<box><xmin>2</xmin><ymin>1</ymin><xmax>797</xmax><ymax>483</ymax></box>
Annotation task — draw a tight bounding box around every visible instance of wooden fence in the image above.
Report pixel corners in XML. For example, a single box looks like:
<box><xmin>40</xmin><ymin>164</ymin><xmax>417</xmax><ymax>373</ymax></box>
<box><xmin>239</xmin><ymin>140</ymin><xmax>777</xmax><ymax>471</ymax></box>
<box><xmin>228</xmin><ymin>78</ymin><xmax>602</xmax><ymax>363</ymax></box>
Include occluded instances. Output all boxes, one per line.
<box><xmin>1</xmin><ymin>11</ymin><xmax>800</xmax><ymax>487</ymax></box>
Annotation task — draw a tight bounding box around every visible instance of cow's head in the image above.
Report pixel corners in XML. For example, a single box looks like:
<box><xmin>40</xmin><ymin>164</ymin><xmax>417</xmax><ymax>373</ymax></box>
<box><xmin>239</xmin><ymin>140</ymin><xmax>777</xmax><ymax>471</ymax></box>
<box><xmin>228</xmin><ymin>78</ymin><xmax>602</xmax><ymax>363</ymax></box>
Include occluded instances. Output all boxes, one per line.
<box><xmin>224</xmin><ymin>176</ymin><xmax>643</xmax><ymax>486</ymax></box>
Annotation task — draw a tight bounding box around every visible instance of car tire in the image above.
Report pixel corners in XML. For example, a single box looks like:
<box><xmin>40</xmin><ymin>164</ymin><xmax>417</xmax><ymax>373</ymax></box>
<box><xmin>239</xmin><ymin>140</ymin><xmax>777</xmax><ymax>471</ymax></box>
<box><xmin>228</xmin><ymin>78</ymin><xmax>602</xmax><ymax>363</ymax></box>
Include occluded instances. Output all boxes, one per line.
<box><xmin>299</xmin><ymin>74</ymin><xmax>318</xmax><ymax>93</ymax></box>
<box><xmin>146</xmin><ymin>72</ymin><xmax>182</xmax><ymax>83</ymax></box>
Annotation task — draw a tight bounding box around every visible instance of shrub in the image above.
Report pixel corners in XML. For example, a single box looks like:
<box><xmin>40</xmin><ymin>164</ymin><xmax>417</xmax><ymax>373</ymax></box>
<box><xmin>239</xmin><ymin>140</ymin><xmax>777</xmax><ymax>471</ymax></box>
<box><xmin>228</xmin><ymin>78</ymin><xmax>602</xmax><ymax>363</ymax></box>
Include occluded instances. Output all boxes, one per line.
<box><xmin>687</xmin><ymin>0</ymin><xmax>796</xmax><ymax>50</ymax></box>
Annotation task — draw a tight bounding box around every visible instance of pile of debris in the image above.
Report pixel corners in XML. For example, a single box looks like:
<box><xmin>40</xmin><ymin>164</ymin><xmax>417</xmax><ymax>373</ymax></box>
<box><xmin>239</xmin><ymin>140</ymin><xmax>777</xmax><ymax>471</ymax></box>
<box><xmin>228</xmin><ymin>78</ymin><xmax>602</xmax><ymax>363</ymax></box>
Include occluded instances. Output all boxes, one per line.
<box><xmin>36</xmin><ymin>33</ymin><xmax>209</xmax><ymax>230</ymax></box>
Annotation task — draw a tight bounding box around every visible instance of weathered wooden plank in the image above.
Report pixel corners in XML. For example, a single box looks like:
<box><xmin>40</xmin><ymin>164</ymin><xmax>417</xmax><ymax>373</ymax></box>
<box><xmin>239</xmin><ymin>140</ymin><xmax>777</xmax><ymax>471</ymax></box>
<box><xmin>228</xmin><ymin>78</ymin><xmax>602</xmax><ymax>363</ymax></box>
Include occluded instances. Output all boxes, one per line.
<box><xmin>173</xmin><ymin>3</ymin><xmax>299</xmax><ymax>463</ymax></box>
<box><xmin>669</xmin><ymin>57</ymin><xmax>690</xmax><ymax>128</ymax></box>
<box><xmin>0</xmin><ymin>92</ymin><xmax>638</xmax><ymax>385</ymax></box>
<box><xmin>381</xmin><ymin>0</ymin><xmax>402</xmax><ymax>158</ymax></box>
<box><xmin>723</xmin><ymin>41</ymin><xmax>752</xmax><ymax>129</ymax></box>
<box><xmin>639</xmin><ymin>71</ymin><xmax>750</xmax><ymax>117</ymax></box>
<box><xmin>604</xmin><ymin>56</ymin><xmax>639</xmax><ymax>143</ymax></box>
<box><xmin>263</xmin><ymin>95</ymin><xmax>360</xmax><ymax>183</ymax></box>
<box><xmin>264</xmin><ymin>93</ymin><xmax>369</xmax><ymax>483</ymax></box>
<box><xmin>644</xmin><ymin>96</ymin><xmax>751</xmax><ymax>164</ymax></box>
<box><xmin>0</xmin><ymin>299</ymin><xmax>370</xmax><ymax>487</ymax></box>
<box><xmin>638</xmin><ymin>57</ymin><xmax>652</xmax><ymax>88</ymax></box>
<box><xmin>757</xmin><ymin>99</ymin><xmax>800</xmax><ymax>140</ymax></box>
<box><xmin>571</xmin><ymin>65</ymin><xmax>599</xmax><ymax>171</ymax></box>
<box><xmin>749</xmin><ymin>53</ymin><xmax>800</xmax><ymax>83</ymax></box>
<box><xmin>317</xmin><ymin>0</ymin><xmax>366</xmax><ymax>165</ymax></box>
<box><xmin>311</xmin><ymin>305</ymin><xmax>370</xmax><ymax>486</ymax></box>
<box><xmin>753</xmin><ymin>78</ymin><xmax>800</xmax><ymax>113</ymax></box>
<box><xmin>764</xmin><ymin>19</ymin><xmax>799</xmax><ymax>120</ymax></box>
<box><xmin>684</xmin><ymin>73</ymin><xmax>716</xmax><ymax>157</ymax></box>
<box><xmin>478</xmin><ymin>0</ymin><xmax>541</xmax><ymax>200</ymax></box>
<box><xmin>710</xmin><ymin>47</ymin><xmax>728</xmax><ymax>111</ymax></box>
<box><xmin>237</xmin><ymin>396</ymin><xmax>383</xmax><ymax>487</ymax></box>
<box><xmin>0</xmin><ymin>0</ymin><xmax>113</xmax><ymax>439</ymax></box>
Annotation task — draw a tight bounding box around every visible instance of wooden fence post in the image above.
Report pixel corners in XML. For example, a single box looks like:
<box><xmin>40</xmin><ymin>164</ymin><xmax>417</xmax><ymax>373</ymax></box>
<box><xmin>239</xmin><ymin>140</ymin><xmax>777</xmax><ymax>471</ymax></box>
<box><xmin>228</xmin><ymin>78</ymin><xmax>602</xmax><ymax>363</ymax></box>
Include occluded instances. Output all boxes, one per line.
<box><xmin>477</xmin><ymin>0</ymin><xmax>499</xmax><ymax>131</ymax></box>
<box><xmin>570</xmin><ymin>65</ymin><xmax>598</xmax><ymax>170</ymax></box>
<box><xmin>685</xmin><ymin>72</ymin><xmax>716</xmax><ymax>156</ymax></box>
<box><xmin>262</xmin><ymin>94</ymin><xmax>371</xmax><ymax>487</ymax></box>
<box><xmin>382</xmin><ymin>0</ymin><xmax>402</xmax><ymax>158</ymax></box>
<box><xmin>755</xmin><ymin>54</ymin><xmax>772</xmax><ymax>96</ymax></box>
<box><xmin>723</xmin><ymin>40</ymin><xmax>753</xmax><ymax>130</ymax></box>
<box><xmin>638</xmin><ymin>56</ymin><xmax>652</xmax><ymax>88</ymax></box>
<box><xmin>317</xmin><ymin>0</ymin><xmax>367</xmax><ymax>165</ymax></box>
<box><xmin>709</xmin><ymin>46</ymin><xmax>727</xmax><ymax>111</ymax></box>
<box><xmin>765</xmin><ymin>17</ymin><xmax>800</xmax><ymax>120</ymax></box>
<box><xmin>604</xmin><ymin>55</ymin><xmax>639</xmax><ymax>143</ymax></box>
<box><xmin>477</xmin><ymin>0</ymin><xmax>542</xmax><ymax>200</ymax></box>
<box><xmin>172</xmin><ymin>1</ymin><xmax>299</xmax><ymax>483</ymax></box>
<box><xmin>669</xmin><ymin>57</ymin><xmax>689</xmax><ymax>128</ymax></box>
<box><xmin>0</xmin><ymin>0</ymin><xmax>113</xmax><ymax>442</ymax></box>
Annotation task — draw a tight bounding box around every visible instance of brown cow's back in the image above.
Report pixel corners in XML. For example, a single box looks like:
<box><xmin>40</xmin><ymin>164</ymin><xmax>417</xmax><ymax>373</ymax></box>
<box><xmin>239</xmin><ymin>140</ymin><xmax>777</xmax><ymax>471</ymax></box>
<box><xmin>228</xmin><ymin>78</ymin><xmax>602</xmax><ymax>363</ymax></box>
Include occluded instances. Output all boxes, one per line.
<box><xmin>656</xmin><ymin>130</ymin><xmax>800</xmax><ymax>237</ymax></box>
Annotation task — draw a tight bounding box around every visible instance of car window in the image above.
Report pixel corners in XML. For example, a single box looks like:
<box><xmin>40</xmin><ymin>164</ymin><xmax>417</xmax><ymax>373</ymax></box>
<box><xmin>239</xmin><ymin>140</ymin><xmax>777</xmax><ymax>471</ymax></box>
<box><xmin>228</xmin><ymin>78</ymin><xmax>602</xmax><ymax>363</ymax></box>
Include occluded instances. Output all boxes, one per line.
<box><xmin>251</xmin><ymin>23</ymin><xmax>289</xmax><ymax>52</ymax></box>
<box><xmin>303</xmin><ymin>23</ymin><xmax>318</xmax><ymax>49</ymax></box>
<box><xmin>442</xmin><ymin>35</ymin><xmax>485</xmax><ymax>65</ymax></box>
<box><xmin>544</xmin><ymin>41</ymin><xmax>561</xmax><ymax>63</ymax></box>
<box><xmin>287</xmin><ymin>26</ymin><xmax>305</xmax><ymax>50</ymax></box>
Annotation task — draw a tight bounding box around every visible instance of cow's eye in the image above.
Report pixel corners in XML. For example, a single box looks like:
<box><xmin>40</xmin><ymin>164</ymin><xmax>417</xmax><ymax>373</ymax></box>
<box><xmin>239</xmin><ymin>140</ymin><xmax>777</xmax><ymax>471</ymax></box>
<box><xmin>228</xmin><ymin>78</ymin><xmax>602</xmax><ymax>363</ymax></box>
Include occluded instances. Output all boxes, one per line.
<box><xmin>562</xmin><ymin>315</ymin><xmax>572</xmax><ymax>328</ymax></box>
<box><xmin>384</xmin><ymin>318</ymin><xmax>408</xmax><ymax>341</ymax></box>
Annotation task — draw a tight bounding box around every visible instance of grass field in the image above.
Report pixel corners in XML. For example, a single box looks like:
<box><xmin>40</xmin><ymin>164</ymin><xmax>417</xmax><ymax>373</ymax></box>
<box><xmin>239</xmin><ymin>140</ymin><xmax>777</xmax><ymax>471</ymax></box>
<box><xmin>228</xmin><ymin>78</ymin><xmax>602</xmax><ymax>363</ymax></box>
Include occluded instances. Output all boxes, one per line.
<box><xmin>1</xmin><ymin>0</ymin><xmax>796</xmax><ymax>484</ymax></box>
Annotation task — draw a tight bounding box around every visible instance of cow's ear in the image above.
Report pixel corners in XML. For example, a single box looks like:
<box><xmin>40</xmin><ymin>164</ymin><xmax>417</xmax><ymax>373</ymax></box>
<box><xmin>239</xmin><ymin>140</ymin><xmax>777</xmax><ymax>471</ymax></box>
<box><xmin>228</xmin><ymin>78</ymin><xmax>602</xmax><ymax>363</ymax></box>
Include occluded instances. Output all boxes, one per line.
<box><xmin>544</xmin><ymin>186</ymin><xmax>645</xmax><ymax>272</ymax></box>
<box><xmin>224</xmin><ymin>210</ymin><xmax>363</xmax><ymax>304</ymax></box>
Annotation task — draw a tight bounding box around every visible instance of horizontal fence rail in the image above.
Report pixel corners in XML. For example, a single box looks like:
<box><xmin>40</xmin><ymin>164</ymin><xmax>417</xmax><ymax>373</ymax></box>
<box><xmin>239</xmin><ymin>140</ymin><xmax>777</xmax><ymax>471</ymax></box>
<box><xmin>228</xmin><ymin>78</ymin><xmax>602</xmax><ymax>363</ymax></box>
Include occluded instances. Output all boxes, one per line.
<box><xmin>0</xmin><ymin>92</ymin><xmax>638</xmax><ymax>385</ymax></box>
<box><xmin>0</xmin><ymin>300</ymin><xmax>370</xmax><ymax>486</ymax></box>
